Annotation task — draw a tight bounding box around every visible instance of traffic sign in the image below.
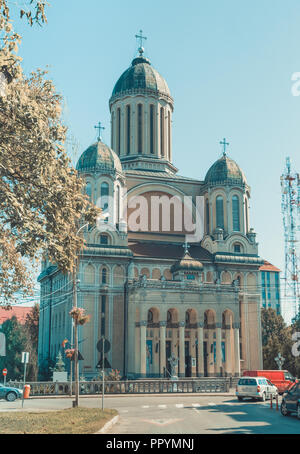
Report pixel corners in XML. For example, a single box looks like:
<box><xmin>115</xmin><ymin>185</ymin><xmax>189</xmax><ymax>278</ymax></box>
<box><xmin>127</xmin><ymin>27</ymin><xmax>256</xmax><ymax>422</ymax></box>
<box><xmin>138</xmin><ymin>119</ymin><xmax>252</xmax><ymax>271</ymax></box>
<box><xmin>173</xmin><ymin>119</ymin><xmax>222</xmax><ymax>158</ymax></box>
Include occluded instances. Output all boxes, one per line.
<box><xmin>97</xmin><ymin>338</ymin><xmax>111</xmax><ymax>353</ymax></box>
<box><xmin>2</xmin><ymin>368</ymin><xmax>7</xmax><ymax>376</ymax></box>
<box><xmin>21</xmin><ymin>352</ymin><xmax>29</xmax><ymax>364</ymax></box>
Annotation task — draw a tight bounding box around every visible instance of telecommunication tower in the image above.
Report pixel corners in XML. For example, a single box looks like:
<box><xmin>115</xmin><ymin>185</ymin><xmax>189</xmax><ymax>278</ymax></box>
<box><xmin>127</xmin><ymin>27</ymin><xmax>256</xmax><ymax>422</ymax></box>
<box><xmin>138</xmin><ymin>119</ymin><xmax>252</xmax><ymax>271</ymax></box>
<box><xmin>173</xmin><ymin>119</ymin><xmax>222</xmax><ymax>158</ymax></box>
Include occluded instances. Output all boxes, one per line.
<box><xmin>280</xmin><ymin>157</ymin><xmax>300</xmax><ymax>321</ymax></box>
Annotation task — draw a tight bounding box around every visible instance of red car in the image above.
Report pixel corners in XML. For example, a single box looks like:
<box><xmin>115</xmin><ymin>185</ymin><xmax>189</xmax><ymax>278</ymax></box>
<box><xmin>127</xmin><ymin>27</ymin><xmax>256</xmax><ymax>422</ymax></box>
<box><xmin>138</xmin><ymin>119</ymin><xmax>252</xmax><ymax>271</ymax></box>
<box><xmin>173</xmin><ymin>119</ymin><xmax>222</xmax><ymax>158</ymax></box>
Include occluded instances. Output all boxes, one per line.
<box><xmin>242</xmin><ymin>370</ymin><xmax>297</xmax><ymax>395</ymax></box>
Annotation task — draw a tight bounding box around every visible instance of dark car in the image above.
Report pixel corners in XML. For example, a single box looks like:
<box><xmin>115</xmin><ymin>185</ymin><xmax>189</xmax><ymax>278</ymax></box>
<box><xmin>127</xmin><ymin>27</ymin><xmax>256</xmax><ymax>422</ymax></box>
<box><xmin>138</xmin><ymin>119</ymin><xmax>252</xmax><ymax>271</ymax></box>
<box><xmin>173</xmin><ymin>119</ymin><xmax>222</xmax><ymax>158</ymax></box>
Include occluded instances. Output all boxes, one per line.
<box><xmin>281</xmin><ymin>381</ymin><xmax>300</xmax><ymax>419</ymax></box>
<box><xmin>0</xmin><ymin>383</ymin><xmax>23</xmax><ymax>401</ymax></box>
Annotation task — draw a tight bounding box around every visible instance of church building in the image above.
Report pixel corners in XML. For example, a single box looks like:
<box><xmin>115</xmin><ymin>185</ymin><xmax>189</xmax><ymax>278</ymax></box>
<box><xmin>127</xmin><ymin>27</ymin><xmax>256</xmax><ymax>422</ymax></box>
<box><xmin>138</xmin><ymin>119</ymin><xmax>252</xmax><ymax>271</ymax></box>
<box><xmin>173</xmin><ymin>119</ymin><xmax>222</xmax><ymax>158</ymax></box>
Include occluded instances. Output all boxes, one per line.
<box><xmin>38</xmin><ymin>37</ymin><xmax>265</xmax><ymax>379</ymax></box>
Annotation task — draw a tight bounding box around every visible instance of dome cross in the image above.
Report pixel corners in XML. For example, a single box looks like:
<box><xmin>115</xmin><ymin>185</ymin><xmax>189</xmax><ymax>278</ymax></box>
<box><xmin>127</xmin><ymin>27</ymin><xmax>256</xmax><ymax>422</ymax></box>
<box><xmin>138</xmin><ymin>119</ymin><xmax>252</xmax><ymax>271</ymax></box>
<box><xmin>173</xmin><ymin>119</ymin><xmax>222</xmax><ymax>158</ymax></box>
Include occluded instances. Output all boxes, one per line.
<box><xmin>220</xmin><ymin>138</ymin><xmax>229</xmax><ymax>156</ymax></box>
<box><xmin>135</xmin><ymin>29</ymin><xmax>147</xmax><ymax>56</ymax></box>
<box><xmin>94</xmin><ymin>122</ymin><xmax>105</xmax><ymax>142</ymax></box>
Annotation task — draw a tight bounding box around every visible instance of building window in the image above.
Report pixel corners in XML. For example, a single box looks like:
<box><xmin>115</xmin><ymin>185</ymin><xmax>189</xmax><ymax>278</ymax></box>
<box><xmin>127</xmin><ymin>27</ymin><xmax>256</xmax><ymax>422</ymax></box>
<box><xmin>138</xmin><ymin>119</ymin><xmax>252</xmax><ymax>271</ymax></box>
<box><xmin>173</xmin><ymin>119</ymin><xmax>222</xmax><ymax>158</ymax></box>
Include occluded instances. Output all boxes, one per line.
<box><xmin>126</xmin><ymin>105</ymin><xmax>131</xmax><ymax>155</ymax></box>
<box><xmin>150</xmin><ymin>104</ymin><xmax>154</xmax><ymax>154</ymax></box>
<box><xmin>168</xmin><ymin>111</ymin><xmax>171</xmax><ymax>160</ymax></box>
<box><xmin>206</xmin><ymin>199</ymin><xmax>210</xmax><ymax>234</ymax></box>
<box><xmin>85</xmin><ymin>182</ymin><xmax>92</xmax><ymax>201</ymax></box>
<box><xmin>137</xmin><ymin>103</ymin><xmax>143</xmax><ymax>154</ymax></box>
<box><xmin>147</xmin><ymin>310</ymin><xmax>153</xmax><ymax>323</ymax></box>
<box><xmin>232</xmin><ymin>195</ymin><xmax>240</xmax><ymax>231</ymax></box>
<box><xmin>100</xmin><ymin>234</ymin><xmax>109</xmax><ymax>245</ymax></box>
<box><xmin>117</xmin><ymin>108</ymin><xmax>121</xmax><ymax>155</ymax></box>
<box><xmin>102</xmin><ymin>267</ymin><xmax>107</xmax><ymax>284</ymax></box>
<box><xmin>234</xmin><ymin>243</ymin><xmax>241</xmax><ymax>253</ymax></box>
<box><xmin>216</xmin><ymin>196</ymin><xmax>224</xmax><ymax>229</ymax></box>
<box><xmin>116</xmin><ymin>185</ymin><xmax>120</xmax><ymax>225</ymax></box>
<box><xmin>160</xmin><ymin>107</ymin><xmax>164</xmax><ymax>156</ymax></box>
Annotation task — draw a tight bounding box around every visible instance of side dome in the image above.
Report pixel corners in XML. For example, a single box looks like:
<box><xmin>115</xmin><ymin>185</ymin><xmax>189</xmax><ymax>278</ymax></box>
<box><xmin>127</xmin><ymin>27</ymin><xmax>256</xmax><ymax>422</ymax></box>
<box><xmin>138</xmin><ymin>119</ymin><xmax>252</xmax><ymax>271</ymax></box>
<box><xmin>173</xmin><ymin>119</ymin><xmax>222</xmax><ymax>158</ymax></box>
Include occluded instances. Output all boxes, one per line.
<box><xmin>205</xmin><ymin>154</ymin><xmax>247</xmax><ymax>186</ymax></box>
<box><xmin>110</xmin><ymin>55</ymin><xmax>173</xmax><ymax>104</ymax></box>
<box><xmin>171</xmin><ymin>251</ymin><xmax>203</xmax><ymax>273</ymax></box>
<box><xmin>76</xmin><ymin>140</ymin><xmax>123</xmax><ymax>174</ymax></box>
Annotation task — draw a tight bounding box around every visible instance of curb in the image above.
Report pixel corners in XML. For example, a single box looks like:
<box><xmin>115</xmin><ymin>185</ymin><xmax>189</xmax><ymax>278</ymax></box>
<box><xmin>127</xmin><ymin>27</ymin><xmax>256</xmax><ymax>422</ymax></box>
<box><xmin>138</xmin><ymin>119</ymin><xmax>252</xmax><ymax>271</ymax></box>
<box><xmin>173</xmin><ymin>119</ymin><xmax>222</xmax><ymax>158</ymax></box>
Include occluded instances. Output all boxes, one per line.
<box><xmin>95</xmin><ymin>414</ymin><xmax>120</xmax><ymax>434</ymax></box>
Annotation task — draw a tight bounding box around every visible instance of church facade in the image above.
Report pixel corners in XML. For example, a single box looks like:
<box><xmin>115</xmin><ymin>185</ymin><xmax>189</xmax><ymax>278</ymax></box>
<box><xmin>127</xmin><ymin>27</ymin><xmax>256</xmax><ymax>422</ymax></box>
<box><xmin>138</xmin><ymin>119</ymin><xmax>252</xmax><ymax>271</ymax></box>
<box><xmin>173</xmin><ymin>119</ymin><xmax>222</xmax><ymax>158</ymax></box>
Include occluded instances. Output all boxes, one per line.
<box><xmin>38</xmin><ymin>45</ymin><xmax>265</xmax><ymax>379</ymax></box>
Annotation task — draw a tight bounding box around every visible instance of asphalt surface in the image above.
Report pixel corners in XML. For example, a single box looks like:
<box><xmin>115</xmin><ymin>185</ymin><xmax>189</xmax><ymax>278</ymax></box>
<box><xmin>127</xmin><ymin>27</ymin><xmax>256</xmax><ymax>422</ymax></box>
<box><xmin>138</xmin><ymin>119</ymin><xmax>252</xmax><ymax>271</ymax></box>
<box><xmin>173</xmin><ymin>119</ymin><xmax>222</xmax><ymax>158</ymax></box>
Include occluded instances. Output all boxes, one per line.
<box><xmin>0</xmin><ymin>393</ymin><xmax>299</xmax><ymax>434</ymax></box>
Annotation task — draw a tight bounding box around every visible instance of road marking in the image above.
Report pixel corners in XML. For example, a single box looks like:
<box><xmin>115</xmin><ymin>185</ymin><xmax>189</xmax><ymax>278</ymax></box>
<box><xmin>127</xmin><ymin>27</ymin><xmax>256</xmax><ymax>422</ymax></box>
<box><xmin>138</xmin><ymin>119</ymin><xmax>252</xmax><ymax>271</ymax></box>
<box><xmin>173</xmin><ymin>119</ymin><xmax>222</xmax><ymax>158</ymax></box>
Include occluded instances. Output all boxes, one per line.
<box><xmin>142</xmin><ymin>405</ymin><xmax>150</xmax><ymax>408</ymax></box>
<box><xmin>158</xmin><ymin>404</ymin><xmax>167</xmax><ymax>408</ymax></box>
<box><xmin>192</xmin><ymin>403</ymin><xmax>201</xmax><ymax>407</ymax></box>
<box><xmin>208</xmin><ymin>402</ymin><xmax>216</xmax><ymax>406</ymax></box>
<box><xmin>175</xmin><ymin>404</ymin><xmax>184</xmax><ymax>408</ymax></box>
<box><xmin>141</xmin><ymin>418</ymin><xmax>183</xmax><ymax>426</ymax></box>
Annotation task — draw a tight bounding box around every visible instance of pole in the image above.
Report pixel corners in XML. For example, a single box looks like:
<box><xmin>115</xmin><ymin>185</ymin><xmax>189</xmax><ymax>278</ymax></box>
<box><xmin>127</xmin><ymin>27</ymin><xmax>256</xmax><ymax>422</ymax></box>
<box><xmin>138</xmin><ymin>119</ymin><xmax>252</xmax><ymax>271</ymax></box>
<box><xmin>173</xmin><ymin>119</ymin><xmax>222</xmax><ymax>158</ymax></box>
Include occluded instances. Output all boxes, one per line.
<box><xmin>102</xmin><ymin>336</ymin><xmax>105</xmax><ymax>411</ymax></box>
<box><xmin>4</xmin><ymin>374</ymin><xmax>6</xmax><ymax>386</ymax></box>
<box><xmin>22</xmin><ymin>361</ymin><xmax>27</xmax><ymax>408</ymax></box>
<box><xmin>73</xmin><ymin>267</ymin><xmax>79</xmax><ymax>408</ymax></box>
<box><xmin>70</xmin><ymin>320</ymin><xmax>73</xmax><ymax>397</ymax></box>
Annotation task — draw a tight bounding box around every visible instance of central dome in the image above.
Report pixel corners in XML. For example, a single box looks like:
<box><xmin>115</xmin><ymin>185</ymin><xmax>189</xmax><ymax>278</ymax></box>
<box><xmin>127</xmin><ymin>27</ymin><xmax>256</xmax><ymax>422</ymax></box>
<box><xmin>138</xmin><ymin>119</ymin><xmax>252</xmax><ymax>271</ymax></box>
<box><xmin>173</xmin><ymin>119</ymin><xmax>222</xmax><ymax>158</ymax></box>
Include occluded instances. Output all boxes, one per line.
<box><xmin>110</xmin><ymin>55</ymin><xmax>172</xmax><ymax>104</ymax></box>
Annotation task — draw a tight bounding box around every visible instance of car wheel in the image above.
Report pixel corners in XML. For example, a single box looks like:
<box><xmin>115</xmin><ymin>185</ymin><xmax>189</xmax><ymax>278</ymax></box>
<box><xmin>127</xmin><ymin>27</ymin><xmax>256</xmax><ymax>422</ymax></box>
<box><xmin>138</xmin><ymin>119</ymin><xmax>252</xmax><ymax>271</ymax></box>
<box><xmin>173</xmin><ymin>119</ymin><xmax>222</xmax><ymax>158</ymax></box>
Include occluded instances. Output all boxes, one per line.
<box><xmin>237</xmin><ymin>396</ymin><xmax>243</xmax><ymax>401</ymax></box>
<box><xmin>6</xmin><ymin>391</ymin><xmax>17</xmax><ymax>402</ymax></box>
<box><xmin>261</xmin><ymin>392</ymin><xmax>266</xmax><ymax>402</ymax></box>
<box><xmin>281</xmin><ymin>401</ymin><xmax>290</xmax><ymax>416</ymax></box>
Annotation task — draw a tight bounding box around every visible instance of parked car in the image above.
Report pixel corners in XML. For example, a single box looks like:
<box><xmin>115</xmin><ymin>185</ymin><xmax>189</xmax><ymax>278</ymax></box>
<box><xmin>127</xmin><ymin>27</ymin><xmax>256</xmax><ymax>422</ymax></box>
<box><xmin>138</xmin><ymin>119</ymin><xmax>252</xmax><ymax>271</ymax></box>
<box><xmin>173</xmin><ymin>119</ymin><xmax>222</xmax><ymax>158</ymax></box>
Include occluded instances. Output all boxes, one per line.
<box><xmin>0</xmin><ymin>384</ymin><xmax>23</xmax><ymax>401</ymax></box>
<box><xmin>236</xmin><ymin>376</ymin><xmax>278</xmax><ymax>402</ymax></box>
<box><xmin>243</xmin><ymin>370</ymin><xmax>296</xmax><ymax>395</ymax></box>
<box><xmin>281</xmin><ymin>381</ymin><xmax>300</xmax><ymax>419</ymax></box>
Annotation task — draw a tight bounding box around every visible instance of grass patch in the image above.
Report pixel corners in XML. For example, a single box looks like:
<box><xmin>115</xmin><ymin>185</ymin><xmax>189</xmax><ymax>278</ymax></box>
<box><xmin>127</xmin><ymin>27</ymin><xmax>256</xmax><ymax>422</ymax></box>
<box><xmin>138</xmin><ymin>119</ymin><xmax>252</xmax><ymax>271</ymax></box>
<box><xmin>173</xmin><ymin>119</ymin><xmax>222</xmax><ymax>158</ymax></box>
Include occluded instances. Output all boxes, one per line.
<box><xmin>0</xmin><ymin>407</ymin><xmax>118</xmax><ymax>434</ymax></box>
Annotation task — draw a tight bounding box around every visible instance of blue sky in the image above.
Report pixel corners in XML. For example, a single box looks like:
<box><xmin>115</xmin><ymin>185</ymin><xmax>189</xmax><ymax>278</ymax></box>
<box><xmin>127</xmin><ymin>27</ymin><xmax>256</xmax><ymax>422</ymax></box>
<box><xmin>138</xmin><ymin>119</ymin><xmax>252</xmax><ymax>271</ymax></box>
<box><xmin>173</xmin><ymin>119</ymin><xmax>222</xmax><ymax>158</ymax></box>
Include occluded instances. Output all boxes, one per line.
<box><xmin>12</xmin><ymin>0</ymin><xmax>300</xmax><ymax>321</ymax></box>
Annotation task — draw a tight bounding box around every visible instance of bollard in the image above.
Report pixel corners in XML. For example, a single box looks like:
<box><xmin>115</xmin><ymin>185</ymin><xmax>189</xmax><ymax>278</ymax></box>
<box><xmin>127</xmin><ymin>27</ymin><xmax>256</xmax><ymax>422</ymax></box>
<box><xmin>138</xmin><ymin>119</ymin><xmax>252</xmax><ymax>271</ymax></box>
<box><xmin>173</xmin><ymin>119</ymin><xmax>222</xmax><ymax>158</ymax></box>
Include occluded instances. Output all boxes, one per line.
<box><xmin>270</xmin><ymin>394</ymin><xmax>273</xmax><ymax>409</ymax></box>
<box><xmin>276</xmin><ymin>394</ymin><xmax>279</xmax><ymax>411</ymax></box>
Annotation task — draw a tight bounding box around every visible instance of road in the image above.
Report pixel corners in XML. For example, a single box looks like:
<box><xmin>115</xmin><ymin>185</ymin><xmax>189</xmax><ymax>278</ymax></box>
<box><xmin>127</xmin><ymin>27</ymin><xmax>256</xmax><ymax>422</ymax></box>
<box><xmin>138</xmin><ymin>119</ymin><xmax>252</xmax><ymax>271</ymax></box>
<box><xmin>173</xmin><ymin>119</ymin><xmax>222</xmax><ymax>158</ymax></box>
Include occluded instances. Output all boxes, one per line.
<box><xmin>0</xmin><ymin>394</ymin><xmax>299</xmax><ymax>434</ymax></box>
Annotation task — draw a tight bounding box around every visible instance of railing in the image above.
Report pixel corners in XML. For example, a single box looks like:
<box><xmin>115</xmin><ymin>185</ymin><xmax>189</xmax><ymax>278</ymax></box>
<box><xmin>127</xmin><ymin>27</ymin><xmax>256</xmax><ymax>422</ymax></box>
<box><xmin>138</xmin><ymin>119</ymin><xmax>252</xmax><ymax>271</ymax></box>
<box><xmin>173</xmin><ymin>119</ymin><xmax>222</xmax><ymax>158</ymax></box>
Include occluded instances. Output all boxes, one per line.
<box><xmin>6</xmin><ymin>378</ymin><xmax>233</xmax><ymax>396</ymax></box>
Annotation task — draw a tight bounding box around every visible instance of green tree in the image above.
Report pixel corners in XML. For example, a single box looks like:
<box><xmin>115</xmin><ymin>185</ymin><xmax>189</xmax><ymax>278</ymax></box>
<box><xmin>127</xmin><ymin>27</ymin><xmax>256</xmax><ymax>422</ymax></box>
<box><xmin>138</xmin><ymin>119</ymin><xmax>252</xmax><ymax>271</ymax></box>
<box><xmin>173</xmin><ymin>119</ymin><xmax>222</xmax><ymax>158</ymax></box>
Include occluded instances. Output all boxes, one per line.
<box><xmin>0</xmin><ymin>3</ymin><xmax>100</xmax><ymax>306</ymax></box>
<box><xmin>261</xmin><ymin>308</ymin><xmax>300</xmax><ymax>377</ymax></box>
<box><xmin>0</xmin><ymin>316</ymin><xmax>26</xmax><ymax>380</ymax></box>
<box><xmin>23</xmin><ymin>304</ymin><xmax>39</xmax><ymax>381</ymax></box>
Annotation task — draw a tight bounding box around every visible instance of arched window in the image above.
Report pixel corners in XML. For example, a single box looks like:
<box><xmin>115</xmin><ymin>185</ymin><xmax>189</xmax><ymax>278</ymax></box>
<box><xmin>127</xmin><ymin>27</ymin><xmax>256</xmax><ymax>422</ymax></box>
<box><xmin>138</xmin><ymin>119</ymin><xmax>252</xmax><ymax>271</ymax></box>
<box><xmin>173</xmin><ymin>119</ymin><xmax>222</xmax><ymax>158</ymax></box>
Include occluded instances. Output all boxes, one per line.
<box><xmin>100</xmin><ymin>234</ymin><xmax>109</xmax><ymax>245</ymax></box>
<box><xmin>150</xmin><ymin>104</ymin><xmax>154</xmax><ymax>154</ymax></box>
<box><xmin>117</xmin><ymin>108</ymin><xmax>121</xmax><ymax>155</ymax></box>
<box><xmin>116</xmin><ymin>185</ymin><xmax>120</xmax><ymax>225</ymax></box>
<box><xmin>216</xmin><ymin>196</ymin><xmax>224</xmax><ymax>229</ymax></box>
<box><xmin>232</xmin><ymin>195</ymin><xmax>240</xmax><ymax>231</ymax></box>
<box><xmin>100</xmin><ymin>182</ymin><xmax>109</xmax><ymax>212</ymax></box>
<box><xmin>206</xmin><ymin>199</ymin><xmax>210</xmax><ymax>234</ymax></box>
<box><xmin>126</xmin><ymin>105</ymin><xmax>131</xmax><ymax>155</ymax></box>
<box><xmin>168</xmin><ymin>111</ymin><xmax>171</xmax><ymax>160</ymax></box>
<box><xmin>85</xmin><ymin>182</ymin><xmax>92</xmax><ymax>201</ymax></box>
<box><xmin>147</xmin><ymin>310</ymin><xmax>153</xmax><ymax>323</ymax></box>
<box><xmin>137</xmin><ymin>103</ymin><xmax>143</xmax><ymax>154</ymax></box>
<box><xmin>160</xmin><ymin>107</ymin><xmax>164</xmax><ymax>156</ymax></box>
<box><xmin>102</xmin><ymin>267</ymin><xmax>107</xmax><ymax>284</ymax></box>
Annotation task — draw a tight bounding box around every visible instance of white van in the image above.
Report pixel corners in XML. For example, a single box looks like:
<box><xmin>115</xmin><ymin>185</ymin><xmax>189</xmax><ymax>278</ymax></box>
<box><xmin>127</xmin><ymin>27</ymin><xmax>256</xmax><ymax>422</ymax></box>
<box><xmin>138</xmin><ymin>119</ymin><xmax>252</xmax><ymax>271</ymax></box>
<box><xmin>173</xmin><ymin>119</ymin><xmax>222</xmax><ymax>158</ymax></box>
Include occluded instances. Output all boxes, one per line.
<box><xmin>236</xmin><ymin>376</ymin><xmax>278</xmax><ymax>402</ymax></box>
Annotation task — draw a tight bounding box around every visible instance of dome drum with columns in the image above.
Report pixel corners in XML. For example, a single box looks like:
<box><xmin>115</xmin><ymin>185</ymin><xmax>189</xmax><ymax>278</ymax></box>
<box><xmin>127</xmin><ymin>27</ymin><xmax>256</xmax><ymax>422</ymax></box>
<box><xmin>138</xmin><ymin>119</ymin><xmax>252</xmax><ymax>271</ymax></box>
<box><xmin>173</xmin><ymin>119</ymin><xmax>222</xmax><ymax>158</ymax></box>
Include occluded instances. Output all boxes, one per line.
<box><xmin>38</xmin><ymin>33</ymin><xmax>275</xmax><ymax>380</ymax></box>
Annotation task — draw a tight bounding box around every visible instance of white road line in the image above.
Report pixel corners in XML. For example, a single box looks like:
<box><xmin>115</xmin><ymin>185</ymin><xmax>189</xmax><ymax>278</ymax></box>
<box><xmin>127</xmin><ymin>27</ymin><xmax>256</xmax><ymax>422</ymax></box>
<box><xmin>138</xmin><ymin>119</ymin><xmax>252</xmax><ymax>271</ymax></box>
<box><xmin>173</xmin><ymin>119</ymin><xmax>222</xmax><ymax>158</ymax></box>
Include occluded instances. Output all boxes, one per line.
<box><xmin>192</xmin><ymin>403</ymin><xmax>201</xmax><ymax>407</ymax></box>
<box><xmin>175</xmin><ymin>404</ymin><xmax>184</xmax><ymax>408</ymax></box>
<box><xmin>142</xmin><ymin>405</ymin><xmax>150</xmax><ymax>408</ymax></box>
<box><xmin>158</xmin><ymin>404</ymin><xmax>167</xmax><ymax>408</ymax></box>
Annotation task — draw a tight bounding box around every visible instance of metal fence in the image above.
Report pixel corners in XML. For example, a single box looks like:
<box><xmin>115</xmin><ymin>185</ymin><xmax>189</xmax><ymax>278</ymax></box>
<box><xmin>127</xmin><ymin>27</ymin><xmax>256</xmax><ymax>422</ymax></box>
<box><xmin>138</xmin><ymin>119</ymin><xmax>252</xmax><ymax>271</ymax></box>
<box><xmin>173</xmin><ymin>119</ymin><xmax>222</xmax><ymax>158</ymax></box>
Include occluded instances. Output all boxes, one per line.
<box><xmin>6</xmin><ymin>377</ymin><xmax>236</xmax><ymax>396</ymax></box>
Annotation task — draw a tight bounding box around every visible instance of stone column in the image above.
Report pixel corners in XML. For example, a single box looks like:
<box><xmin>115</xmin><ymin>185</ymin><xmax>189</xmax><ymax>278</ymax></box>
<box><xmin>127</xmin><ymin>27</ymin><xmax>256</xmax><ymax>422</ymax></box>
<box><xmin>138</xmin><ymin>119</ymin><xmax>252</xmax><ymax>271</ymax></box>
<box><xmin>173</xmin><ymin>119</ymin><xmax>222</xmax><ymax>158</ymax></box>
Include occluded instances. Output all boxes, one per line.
<box><xmin>197</xmin><ymin>322</ymin><xmax>204</xmax><ymax>377</ymax></box>
<box><xmin>179</xmin><ymin>321</ymin><xmax>185</xmax><ymax>377</ymax></box>
<box><xmin>159</xmin><ymin>321</ymin><xmax>167</xmax><ymax>377</ymax></box>
<box><xmin>140</xmin><ymin>321</ymin><xmax>147</xmax><ymax>378</ymax></box>
<box><xmin>233</xmin><ymin>322</ymin><xmax>241</xmax><ymax>376</ymax></box>
<box><xmin>215</xmin><ymin>322</ymin><xmax>222</xmax><ymax>377</ymax></box>
<box><xmin>225</xmin><ymin>324</ymin><xmax>232</xmax><ymax>376</ymax></box>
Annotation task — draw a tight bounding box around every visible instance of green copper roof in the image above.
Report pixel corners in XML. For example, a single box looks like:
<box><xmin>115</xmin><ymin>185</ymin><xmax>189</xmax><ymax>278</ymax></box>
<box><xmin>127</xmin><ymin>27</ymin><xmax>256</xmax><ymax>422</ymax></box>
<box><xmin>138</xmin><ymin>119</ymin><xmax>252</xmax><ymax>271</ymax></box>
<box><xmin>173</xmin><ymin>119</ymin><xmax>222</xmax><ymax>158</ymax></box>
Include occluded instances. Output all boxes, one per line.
<box><xmin>204</xmin><ymin>154</ymin><xmax>247</xmax><ymax>186</ymax></box>
<box><xmin>76</xmin><ymin>141</ymin><xmax>123</xmax><ymax>174</ymax></box>
<box><xmin>110</xmin><ymin>56</ymin><xmax>172</xmax><ymax>103</ymax></box>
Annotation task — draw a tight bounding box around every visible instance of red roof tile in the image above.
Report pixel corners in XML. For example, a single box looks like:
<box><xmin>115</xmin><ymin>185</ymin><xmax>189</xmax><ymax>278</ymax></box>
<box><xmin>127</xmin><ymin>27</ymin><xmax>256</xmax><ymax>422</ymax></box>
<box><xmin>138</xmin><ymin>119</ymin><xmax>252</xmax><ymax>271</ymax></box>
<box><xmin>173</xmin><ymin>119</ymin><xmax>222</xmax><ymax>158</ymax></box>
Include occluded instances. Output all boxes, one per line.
<box><xmin>259</xmin><ymin>260</ymin><xmax>281</xmax><ymax>272</ymax></box>
<box><xmin>0</xmin><ymin>306</ymin><xmax>32</xmax><ymax>325</ymax></box>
